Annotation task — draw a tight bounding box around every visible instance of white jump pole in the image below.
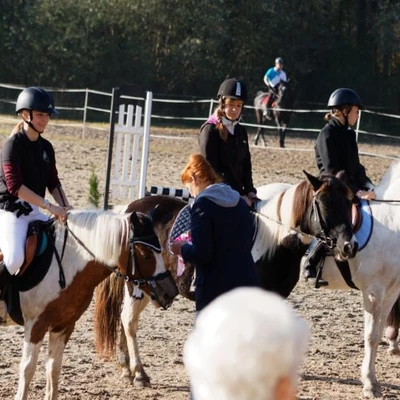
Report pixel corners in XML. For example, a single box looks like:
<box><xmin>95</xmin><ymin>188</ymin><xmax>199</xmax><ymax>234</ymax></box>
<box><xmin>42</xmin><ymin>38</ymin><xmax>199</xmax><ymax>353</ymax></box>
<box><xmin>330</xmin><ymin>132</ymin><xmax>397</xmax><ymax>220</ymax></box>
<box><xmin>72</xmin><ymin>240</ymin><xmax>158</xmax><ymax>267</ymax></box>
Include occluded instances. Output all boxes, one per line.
<box><xmin>138</xmin><ymin>91</ymin><xmax>153</xmax><ymax>198</ymax></box>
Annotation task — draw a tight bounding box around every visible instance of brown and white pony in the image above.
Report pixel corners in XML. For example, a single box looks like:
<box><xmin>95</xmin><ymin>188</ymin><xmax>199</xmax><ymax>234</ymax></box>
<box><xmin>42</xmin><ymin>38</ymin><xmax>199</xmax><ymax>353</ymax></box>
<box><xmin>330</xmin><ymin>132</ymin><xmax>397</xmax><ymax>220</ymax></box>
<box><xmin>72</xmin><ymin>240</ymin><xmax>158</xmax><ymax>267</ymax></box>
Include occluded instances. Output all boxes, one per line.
<box><xmin>5</xmin><ymin>208</ymin><xmax>175</xmax><ymax>400</ymax></box>
<box><xmin>94</xmin><ymin>173</ymin><xmax>358</xmax><ymax>388</ymax></box>
<box><xmin>94</xmin><ymin>195</ymin><xmax>189</xmax><ymax>386</ymax></box>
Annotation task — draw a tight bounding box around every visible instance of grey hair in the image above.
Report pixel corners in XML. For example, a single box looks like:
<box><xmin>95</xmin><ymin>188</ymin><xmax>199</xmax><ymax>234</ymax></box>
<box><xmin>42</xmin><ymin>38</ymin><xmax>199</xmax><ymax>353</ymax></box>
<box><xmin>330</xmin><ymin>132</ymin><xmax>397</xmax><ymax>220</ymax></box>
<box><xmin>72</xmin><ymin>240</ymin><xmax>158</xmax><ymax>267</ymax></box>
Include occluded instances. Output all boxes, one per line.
<box><xmin>184</xmin><ymin>287</ymin><xmax>309</xmax><ymax>400</ymax></box>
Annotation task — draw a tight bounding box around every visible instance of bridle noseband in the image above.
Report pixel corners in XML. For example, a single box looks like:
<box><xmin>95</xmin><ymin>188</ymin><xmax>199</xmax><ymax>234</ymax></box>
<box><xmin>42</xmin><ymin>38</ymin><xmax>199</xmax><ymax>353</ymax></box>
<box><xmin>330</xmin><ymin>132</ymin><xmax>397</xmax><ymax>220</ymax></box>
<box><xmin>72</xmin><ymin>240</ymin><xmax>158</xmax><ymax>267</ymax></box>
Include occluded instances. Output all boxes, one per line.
<box><xmin>311</xmin><ymin>193</ymin><xmax>337</xmax><ymax>249</ymax></box>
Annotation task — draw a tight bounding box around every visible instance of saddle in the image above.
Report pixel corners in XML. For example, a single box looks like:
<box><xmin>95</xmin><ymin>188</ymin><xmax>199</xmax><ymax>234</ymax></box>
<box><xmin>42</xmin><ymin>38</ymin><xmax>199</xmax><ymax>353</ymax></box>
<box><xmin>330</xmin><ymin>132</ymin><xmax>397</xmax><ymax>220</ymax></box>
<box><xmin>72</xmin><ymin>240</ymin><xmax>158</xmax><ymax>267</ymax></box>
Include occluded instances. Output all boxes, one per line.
<box><xmin>261</xmin><ymin>94</ymin><xmax>277</xmax><ymax>108</ymax></box>
<box><xmin>315</xmin><ymin>200</ymin><xmax>373</xmax><ymax>289</ymax></box>
<box><xmin>0</xmin><ymin>220</ymin><xmax>56</xmax><ymax>325</ymax></box>
<box><xmin>0</xmin><ymin>220</ymin><xmax>51</xmax><ymax>277</ymax></box>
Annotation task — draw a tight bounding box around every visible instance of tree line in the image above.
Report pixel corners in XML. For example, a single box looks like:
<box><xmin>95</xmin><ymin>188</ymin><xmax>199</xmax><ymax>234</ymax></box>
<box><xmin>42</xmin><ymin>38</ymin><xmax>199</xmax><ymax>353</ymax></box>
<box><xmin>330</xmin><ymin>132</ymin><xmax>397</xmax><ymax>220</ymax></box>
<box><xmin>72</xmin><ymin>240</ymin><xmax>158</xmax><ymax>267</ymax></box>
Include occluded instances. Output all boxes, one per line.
<box><xmin>1</xmin><ymin>0</ymin><xmax>399</xmax><ymax>111</ymax></box>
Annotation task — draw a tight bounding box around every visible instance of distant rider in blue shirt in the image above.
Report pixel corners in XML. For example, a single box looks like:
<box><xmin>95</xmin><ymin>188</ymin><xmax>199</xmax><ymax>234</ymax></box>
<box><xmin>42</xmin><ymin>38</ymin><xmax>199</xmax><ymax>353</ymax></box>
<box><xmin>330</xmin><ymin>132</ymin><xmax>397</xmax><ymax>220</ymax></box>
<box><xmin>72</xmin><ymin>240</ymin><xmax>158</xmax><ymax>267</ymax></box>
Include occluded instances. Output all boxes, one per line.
<box><xmin>263</xmin><ymin>57</ymin><xmax>287</xmax><ymax>120</ymax></box>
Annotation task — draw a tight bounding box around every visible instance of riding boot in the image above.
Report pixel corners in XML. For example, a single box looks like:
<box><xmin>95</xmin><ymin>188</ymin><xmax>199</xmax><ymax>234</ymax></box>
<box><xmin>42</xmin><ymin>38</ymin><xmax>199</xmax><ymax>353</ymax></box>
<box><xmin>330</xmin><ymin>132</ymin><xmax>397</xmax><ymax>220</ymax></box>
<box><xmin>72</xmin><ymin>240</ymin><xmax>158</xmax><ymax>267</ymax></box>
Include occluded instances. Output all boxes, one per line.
<box><xmin>0</xmin><ymin>261</ymin><xmax>12</xmax><ymax>295</ymax></box>
<box><xmin>303</xmin><ymin>240</ymin><xmax>328</xmax><ymax>285</ymax></box>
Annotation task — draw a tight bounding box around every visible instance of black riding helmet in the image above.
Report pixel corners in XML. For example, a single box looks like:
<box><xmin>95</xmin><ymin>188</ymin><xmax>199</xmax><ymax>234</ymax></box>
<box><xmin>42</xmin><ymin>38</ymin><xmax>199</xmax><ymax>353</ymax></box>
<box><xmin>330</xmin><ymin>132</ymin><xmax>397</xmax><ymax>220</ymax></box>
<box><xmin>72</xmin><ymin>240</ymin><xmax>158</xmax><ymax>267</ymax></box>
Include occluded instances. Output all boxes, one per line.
<box><xmin>16</xmin><ymin>87</ymin><xmax>58</xmax><ymax>115</ymax></box>
<box><xmin>217</xmin><ymin>78</ymin><xmax>248</xmax><ymax>102</ymax></box>
<box><xmin>327</xmin><ymin>88</ymin><xmax>364</xmax><ymax>110</ymax></box>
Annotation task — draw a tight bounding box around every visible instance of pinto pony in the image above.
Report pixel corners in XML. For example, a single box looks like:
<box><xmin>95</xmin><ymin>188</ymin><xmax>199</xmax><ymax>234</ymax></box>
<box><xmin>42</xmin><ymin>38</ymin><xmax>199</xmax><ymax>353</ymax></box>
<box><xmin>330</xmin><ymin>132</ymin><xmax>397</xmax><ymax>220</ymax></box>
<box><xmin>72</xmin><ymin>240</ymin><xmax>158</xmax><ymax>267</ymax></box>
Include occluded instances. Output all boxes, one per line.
<box><xmin>255</xmin><ymin>165</ymin><xmax>400</xmax><ymax>399</ymax></box>
<box><xmin>4</xmin><ymin>208</ymin><xmax>174</xmax><ymax>400</ymax></box>
<box><xmin>94</xmin><ymin>195</ymin><xmax>189</xmax><ymax>386</ymax></box>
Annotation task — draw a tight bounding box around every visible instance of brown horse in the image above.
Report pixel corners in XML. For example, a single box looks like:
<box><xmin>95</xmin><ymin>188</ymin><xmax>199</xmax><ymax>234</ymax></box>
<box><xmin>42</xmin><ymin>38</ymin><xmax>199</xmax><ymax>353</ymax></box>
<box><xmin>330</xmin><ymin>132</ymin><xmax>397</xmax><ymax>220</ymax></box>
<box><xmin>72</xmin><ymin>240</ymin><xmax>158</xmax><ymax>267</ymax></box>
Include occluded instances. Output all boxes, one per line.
<box><xmin>2</xmin><ymin>208</ymin><xmax>174</xmax><ymax>400</ymax></box>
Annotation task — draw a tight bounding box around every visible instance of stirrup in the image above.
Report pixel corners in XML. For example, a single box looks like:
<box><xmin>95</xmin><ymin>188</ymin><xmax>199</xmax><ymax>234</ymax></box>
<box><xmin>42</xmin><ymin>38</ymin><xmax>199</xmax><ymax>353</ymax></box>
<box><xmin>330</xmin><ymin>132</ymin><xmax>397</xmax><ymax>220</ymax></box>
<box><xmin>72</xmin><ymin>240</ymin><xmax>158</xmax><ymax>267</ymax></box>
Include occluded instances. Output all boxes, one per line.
<box><xmin>314</xmin><ymin>267</ymin><xmax>329</xmax><ymax>288</ymax></box>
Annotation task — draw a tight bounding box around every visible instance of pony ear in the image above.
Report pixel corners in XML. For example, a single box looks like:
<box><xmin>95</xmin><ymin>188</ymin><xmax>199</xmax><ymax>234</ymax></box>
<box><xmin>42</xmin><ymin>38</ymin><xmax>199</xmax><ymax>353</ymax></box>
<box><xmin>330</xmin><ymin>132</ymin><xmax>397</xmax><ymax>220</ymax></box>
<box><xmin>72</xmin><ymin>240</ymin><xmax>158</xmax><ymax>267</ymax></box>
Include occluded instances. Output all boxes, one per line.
<box><xmin>303</xmin><ymin>170</ymin><xmax>323</xmax><ymax>191</ymax></box>
<box><xmin>336</xmin><ymin>170</ymin><xmax>349</xmax><ymax>183</ymax></box>
<box><xmin>130</xmin><ymin>211</ymin><xmax>142</xmax><ymax>232</ymax></box>
<box><xmin>148</xmin><ymin>204</ymin><xmax>173</xmax><ymax>225</ymax></box>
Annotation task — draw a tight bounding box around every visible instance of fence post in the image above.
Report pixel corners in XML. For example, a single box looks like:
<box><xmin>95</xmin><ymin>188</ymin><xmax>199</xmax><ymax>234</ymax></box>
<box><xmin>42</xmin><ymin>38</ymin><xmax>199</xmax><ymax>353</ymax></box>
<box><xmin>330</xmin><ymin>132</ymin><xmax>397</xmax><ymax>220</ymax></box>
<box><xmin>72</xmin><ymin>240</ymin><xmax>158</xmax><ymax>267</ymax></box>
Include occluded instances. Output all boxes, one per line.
<box><xmin>355</xmin><ymin>110</ymin><xmax>362</xmax><ymax>142</ymax></box>
<box><xmin>82</xmin><ymin>88</ymin><xmax>89</xmax><ymax>139</ymax></box>
<box><xmin>103</xmin><ymin>87</ymin><xmax>121</xmax><ymax>210</ymax></box>
<box><xmin>138</xmin><ymin>91</ymin><xmax>153</xmax><ymax>198</ymax></box>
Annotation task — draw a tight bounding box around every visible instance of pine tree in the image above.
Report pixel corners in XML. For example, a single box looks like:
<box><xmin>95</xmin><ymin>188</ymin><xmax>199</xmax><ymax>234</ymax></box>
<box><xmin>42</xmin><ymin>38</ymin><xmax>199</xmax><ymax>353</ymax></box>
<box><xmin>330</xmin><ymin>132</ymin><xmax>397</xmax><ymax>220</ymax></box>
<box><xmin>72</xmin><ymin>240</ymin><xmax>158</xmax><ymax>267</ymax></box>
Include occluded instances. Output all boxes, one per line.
<box><xmin>88</xmin><ymin>167</ymin><xmax>101</xmax><ymax>208</ymax></box>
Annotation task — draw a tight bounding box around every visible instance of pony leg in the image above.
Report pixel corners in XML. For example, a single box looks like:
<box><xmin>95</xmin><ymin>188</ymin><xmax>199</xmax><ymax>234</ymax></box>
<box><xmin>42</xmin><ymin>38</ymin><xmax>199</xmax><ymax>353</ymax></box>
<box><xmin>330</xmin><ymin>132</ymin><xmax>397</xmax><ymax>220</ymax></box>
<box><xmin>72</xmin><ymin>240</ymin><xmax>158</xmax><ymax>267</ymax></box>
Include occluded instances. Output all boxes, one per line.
<box><xmin>254</xmin><ymin>128</ymin><xmax>260</xmax><ymax>146</ymax></box>
<box><xmin>386</xmin><ymin>325</ymin><xmax>399</xmax><ymax>355</ymax></box>
<box><xmin>386</xmin><ymin>297</ymin><xmax>400</xmax><ymax>355</ymax></box>
<box><xmin>15</xmin><ymin>331</ymin><xmax>44</xmax><ymax>400</ymax></box>
<box><xmin>361</xmin><ymin>290</ymin><xmax>396</xmax><ymax>398</ymax></box>
<box><xmin>44</xmin><ymin>326</ymin><xmax>75</xmax><ymax>400</ymax></box>
<box><xmin>279</xmin><ymin>126</ymin><xmax>286</xmax><ymax>148</ymax></box>
<box><xmin>120</xmin><ymin>288</ymin><xmax>151</xmax><ymax>387</ymax></box>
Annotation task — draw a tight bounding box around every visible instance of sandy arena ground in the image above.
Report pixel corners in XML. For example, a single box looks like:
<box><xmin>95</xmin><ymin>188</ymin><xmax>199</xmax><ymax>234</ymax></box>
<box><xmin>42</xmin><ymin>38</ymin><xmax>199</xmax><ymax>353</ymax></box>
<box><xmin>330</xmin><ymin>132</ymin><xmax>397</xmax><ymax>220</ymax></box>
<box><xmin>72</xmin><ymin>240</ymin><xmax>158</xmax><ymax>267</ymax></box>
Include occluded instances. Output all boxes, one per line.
<box><xmin>0</xmin><ymin>121</ymin><xmax>399</xmax><ymax>399</ymax></box>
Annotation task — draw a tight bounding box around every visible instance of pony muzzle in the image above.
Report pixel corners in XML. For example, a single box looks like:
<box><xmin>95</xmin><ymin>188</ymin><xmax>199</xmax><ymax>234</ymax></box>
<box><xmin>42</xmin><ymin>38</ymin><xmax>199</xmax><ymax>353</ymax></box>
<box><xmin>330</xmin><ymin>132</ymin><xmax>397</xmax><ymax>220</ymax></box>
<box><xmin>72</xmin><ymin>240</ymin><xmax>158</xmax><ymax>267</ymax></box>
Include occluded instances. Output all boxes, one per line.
<box><xmin>335</xmin><ymin>238</ymin><xmax>358</xmax><ymax>260</ymax></box>
<box><xmin>147</xmin><ymin>270</ymin><xmax>179</xmax><ymax>310</ymax></box>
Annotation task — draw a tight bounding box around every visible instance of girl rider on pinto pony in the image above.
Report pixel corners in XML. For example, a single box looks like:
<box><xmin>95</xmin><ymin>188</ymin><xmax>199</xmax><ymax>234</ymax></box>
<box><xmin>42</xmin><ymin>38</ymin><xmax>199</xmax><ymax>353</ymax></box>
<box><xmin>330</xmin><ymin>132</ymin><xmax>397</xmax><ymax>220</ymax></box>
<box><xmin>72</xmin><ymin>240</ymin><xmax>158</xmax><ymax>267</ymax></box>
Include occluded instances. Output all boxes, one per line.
<box><xmin>0</xmin><ymin>87</ymin><xmax>72</xmax><ymax>296</ymax></box>
<box><xmin>303</xmin><ymin>88</ymin><xmax>375</xmax><ymax>284</ymax></box>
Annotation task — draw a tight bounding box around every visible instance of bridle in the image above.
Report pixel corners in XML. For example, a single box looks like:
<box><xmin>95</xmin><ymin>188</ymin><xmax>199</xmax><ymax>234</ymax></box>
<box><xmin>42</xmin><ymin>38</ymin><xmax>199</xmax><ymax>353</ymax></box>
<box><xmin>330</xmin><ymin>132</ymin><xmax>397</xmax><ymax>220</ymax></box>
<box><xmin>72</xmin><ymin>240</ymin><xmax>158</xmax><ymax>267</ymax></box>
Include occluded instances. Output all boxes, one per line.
<box><xmin>255</xmin><ymin>185</ymin><xmax>351</xmax><ymax>249</ymax></box>
<box><xmin>310</xmin><ymin>193</ymin><xmax>337</xmax><ymax>249</ymax></box>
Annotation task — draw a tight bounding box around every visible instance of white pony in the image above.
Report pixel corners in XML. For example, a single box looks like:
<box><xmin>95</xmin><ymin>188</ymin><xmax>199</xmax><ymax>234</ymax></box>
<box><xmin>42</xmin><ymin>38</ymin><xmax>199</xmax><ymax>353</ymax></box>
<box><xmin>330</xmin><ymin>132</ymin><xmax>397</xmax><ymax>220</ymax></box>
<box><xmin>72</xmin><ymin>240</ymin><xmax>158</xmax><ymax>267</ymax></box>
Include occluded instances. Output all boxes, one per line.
<box><xmin>255</xmin><ymin>163</ymin><xmax>400</xmax><ymax>399</ymax></box>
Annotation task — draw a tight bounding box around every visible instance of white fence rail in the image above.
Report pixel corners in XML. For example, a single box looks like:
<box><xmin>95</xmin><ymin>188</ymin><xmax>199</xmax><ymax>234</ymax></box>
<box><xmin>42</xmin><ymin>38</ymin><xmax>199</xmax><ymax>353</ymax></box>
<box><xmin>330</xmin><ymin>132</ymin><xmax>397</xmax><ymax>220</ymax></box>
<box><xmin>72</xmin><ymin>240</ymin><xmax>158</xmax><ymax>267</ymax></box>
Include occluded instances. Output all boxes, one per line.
<box><xmin>1</xmin><ymin>83</ymin><xmax>400</xmax><ymax>145</ymax></box>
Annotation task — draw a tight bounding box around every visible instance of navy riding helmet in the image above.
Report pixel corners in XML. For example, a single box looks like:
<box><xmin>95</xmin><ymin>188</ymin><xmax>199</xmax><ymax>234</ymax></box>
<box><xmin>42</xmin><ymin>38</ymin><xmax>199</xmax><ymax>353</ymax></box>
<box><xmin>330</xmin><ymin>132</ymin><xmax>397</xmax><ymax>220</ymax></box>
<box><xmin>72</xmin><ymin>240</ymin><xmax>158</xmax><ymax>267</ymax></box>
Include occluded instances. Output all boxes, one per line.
<box><xmin>327</xmin><ymin>88</ymin><xmax>364</xmax><ymax>110</ymax></box>
<box><xmin>16</xmin><ymin>87</ymin><xmax>58</xmax><ymax>115</ymax></box>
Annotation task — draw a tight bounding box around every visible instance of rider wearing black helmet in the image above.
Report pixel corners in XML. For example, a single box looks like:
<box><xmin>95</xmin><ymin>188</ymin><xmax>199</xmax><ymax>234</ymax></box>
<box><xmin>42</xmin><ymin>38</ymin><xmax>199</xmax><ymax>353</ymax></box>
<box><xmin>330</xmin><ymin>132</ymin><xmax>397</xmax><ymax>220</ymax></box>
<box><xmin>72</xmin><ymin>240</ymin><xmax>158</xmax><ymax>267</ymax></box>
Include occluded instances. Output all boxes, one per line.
<box><xmin>15</xmin><ymin>87</ymin><xmax>58</xmax><ymax>133</ymax></box>
<box><xmin>303</xmin><ymin>88</ymin><xmax>375</xmax><ymax>284</ymax></box>
<box><xmin>199</xmin><ymin>78</ymin><xmax>257</xmax><ymax>207</ymax></box>
<box><xmin>0</xmin><ymin>87</ymin><xmax>71</xmax><ymax>299</ymax></box>
<box><xmin>315</xmin><ymin>88</ymin><xmax>374</xmax><ymax>196</ymax></box>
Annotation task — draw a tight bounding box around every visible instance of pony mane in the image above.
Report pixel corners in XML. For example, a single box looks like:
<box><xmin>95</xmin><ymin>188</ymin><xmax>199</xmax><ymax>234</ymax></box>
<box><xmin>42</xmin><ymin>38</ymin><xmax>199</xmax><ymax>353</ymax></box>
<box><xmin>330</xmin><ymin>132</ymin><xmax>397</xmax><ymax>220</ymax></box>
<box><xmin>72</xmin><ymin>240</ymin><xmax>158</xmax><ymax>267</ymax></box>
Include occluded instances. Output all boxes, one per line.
<box><xmin>254</xmin><ymin>184</ymin><xmax>294</xmax><ymax>260</ymax></box>
<box><xmin>65</xmin><ymin>209</ymin><xmax>130</xmax><ymax>266</ymax></box>
<box><xmin>291</xmin><ymin>181</ymin><xmax>313</xmax><ymax>228</ymax></box>
<box><xmin>375</xmin><ymin>160</ymin><xmax>400</xmax><ymax>199</ymax></box>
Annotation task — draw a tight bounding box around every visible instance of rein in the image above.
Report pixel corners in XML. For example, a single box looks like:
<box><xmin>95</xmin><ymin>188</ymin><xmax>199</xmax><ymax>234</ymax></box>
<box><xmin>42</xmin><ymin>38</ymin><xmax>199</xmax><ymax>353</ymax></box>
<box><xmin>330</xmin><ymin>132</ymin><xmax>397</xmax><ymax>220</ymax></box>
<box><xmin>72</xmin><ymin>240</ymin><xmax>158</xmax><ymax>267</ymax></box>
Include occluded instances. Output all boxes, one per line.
<box><xmin>371</xmin><ymin>199</ymin><xmax>400</xmax><ymax>203</ymax></box>
<box><xmin>255</xmin><ymin>195</ymin><xmax>336</xmax><ymax>248</ymax></box>
<box><xmin>63</xmin><ymin>222</ymin><xmax>158</xmax><ymax>287</ymax></box>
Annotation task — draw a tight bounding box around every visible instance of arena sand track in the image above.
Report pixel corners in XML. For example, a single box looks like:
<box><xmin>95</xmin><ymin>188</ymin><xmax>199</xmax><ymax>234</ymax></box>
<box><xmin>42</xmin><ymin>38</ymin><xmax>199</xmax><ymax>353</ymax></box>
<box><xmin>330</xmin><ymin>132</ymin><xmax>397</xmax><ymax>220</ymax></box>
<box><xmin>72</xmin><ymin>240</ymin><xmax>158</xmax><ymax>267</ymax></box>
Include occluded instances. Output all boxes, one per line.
<box><xmin>0</xmin><ymin>121</ymin><xmax>399</xmax><ymax>399</ymax></box>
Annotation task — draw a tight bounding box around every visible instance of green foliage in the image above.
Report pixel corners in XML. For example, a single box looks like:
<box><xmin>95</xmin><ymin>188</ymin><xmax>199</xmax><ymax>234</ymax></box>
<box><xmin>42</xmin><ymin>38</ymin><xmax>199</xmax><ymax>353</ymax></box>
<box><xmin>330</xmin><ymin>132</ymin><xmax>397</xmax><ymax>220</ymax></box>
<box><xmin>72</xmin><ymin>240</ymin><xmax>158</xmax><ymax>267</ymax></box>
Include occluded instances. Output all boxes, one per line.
<box><xmin>1</xmin><ymin>0</ymin><xmax>400</xmax><ymax>110</ymax></box>
<box><xmin>88</xmin><ymin>166</ymin><xmax>101</xmax><ymax>208</ymax></box>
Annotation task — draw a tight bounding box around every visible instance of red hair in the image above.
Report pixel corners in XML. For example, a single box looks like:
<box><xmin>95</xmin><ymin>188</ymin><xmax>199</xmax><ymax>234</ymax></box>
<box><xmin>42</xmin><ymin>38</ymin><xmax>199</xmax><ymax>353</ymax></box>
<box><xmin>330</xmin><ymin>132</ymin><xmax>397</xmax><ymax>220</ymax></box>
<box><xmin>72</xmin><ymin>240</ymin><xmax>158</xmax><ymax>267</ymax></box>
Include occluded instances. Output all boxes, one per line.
<box><xmin>181</xmin><ymin>154</ymin><xmax>221</xmax><ymax>185</ymax></box>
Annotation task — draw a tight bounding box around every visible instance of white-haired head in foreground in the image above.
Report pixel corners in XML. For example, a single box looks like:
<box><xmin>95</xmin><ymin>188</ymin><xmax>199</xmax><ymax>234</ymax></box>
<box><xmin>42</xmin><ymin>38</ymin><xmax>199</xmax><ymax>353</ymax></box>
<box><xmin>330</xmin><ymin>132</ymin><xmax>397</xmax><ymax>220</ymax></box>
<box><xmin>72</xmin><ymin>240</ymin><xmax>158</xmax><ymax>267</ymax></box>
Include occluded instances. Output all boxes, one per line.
<box><xmin>184</xmin><ymin>287</ymin><xmax>309</xmax><ymax>400</ymax></box>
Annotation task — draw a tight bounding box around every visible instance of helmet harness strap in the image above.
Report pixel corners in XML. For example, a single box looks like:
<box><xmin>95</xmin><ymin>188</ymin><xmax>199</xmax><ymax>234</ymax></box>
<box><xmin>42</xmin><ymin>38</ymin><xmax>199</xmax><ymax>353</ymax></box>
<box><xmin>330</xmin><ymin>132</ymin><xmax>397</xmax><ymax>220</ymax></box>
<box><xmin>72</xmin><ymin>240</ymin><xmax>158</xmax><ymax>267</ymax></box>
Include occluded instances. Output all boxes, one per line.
<box><xmin>21</xmin><ymin>110</ymin><xmax>44</xmax><ymax>134</ymax></box>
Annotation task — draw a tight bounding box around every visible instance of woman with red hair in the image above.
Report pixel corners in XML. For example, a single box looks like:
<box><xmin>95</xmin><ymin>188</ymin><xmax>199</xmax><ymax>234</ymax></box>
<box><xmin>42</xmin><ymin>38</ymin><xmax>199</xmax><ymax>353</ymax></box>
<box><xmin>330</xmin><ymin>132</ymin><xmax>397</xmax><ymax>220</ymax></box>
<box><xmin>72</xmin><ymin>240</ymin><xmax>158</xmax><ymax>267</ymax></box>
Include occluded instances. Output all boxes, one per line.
<box><xmin>169</xmin><ymin>154</ymin><xmax>259</xmax><ymax>312</ymax></box>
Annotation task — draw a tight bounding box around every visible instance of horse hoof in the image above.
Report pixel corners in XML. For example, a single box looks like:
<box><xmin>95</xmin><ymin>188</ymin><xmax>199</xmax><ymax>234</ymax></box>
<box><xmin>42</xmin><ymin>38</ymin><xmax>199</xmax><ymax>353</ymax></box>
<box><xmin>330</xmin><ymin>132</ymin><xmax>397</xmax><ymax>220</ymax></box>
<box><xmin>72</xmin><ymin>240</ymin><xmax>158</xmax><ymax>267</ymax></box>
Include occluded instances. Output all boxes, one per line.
<box><xmin>362</xmin><ymin>384</ymin><xmax>382</xmax><ymax>399</ymax></box>
<box><xmin>119</xmin><ymin>371</ymin><xmax>133</xmax><ymax>384</ymax></box>
<box><xmin>134</xmin><ymin>376</ymin><xmax>151</xmax><ymax>388</ymax></box>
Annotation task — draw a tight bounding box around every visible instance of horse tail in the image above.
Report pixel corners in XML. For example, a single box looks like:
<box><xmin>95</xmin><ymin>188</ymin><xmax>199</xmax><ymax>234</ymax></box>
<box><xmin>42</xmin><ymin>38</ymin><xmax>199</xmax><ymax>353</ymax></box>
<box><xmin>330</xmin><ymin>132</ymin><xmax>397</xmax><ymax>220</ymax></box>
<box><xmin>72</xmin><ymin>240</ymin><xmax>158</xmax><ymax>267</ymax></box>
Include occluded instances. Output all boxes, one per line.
<box><xmin>94</xmin><ymin>274</ymin><xmax>124</xmax><ymax>358</ymax></box>
<box><xmin>387</xmin><ymin>296</ymin><xmax>400</xmax><ymax>329</ymax></box>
